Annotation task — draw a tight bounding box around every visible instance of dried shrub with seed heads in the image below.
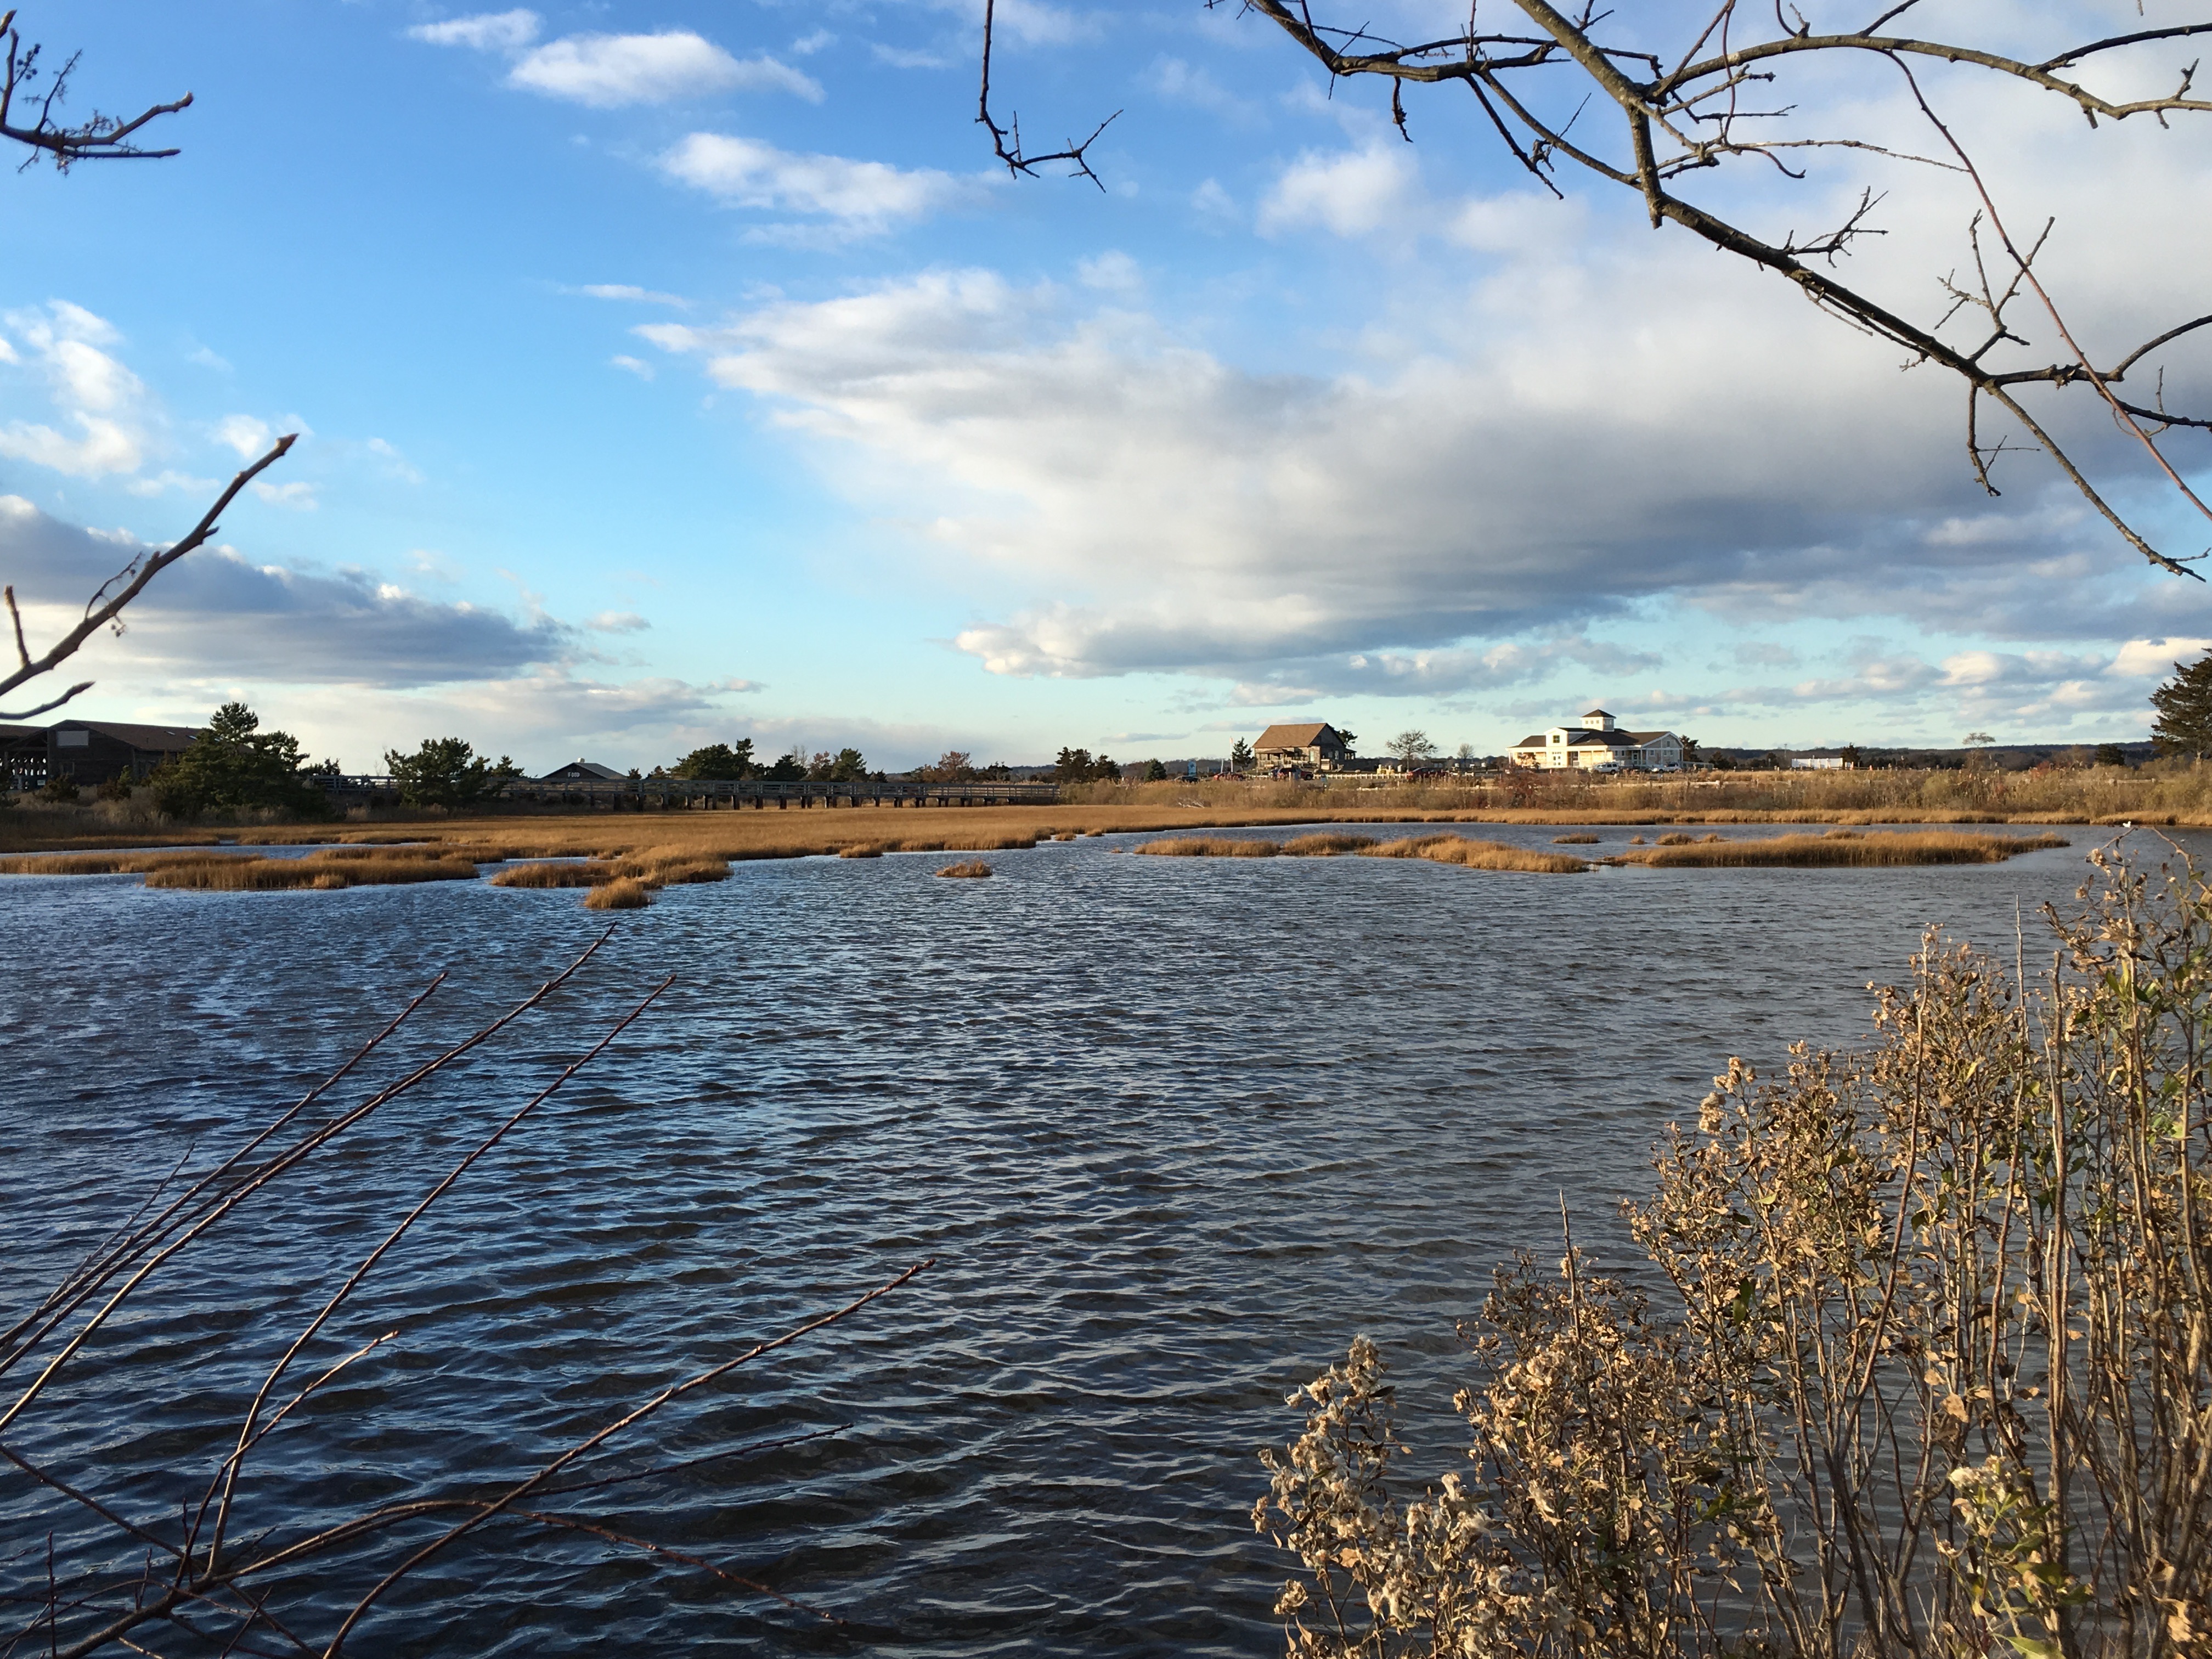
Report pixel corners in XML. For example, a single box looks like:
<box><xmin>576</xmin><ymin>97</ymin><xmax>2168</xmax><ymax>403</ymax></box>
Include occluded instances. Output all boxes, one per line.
<box><xmin>1257</xmin><ymin>843</ymin><xmax>2212</xmax><ymax>1658</ymax></box>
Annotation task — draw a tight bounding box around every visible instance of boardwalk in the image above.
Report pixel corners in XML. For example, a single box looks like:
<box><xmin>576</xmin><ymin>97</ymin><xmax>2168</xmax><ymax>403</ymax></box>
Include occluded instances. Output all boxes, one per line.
<box><xmin>318</xmin><ymin>775</ymin><xmax>1062</xmax><ymax>811</ymax></box>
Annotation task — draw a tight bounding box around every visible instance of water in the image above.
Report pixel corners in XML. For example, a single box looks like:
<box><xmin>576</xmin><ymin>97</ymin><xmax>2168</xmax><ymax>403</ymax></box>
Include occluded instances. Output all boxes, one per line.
<box><xmin>0</xmin><ymin>822</ymin><xmax>2174</xmax><ymax>1655</ymax></box>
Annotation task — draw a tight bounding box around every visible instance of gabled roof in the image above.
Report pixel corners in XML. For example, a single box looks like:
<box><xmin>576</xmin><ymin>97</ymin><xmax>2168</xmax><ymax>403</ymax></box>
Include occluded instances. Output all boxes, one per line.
<box><xmin>1512</xmin><ymin>726</ymin><xmax>1673</xmax><ymax>749</ymax></box>
<box><xmin>1254</xmin><ymin>722</ymin><xmax>1345</xmax><ymax>751</ymax></box>
<box><xmin>54</xmin><ymin>719</ymin><xmax>202</xmax><ymax>751</ymax></box>
<box><xmin>539</xmin><ymin>758</ymin><xmax>626</xmax><ymax>780</ymax></box>
<box><xmin>1583</xmin><ymin>708</ymin><xmax>1614</xmax><ymax>719</ymax></box>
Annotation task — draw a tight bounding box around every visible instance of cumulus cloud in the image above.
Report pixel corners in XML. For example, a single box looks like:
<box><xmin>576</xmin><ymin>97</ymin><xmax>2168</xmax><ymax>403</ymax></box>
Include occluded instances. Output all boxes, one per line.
<box><xmin>1257</xmin><ymin>142</ymin><xmax>1419</xmax><ymax>238</ymax></box>
<box><xmin>658</xmin><ymin>133</ymin><xmax>977</xmax><ymax>239</ymax></box>
<box><xmin>409</xmin><ymin>14</ymin><xmax>820</xmax><ymax>106</ymax></box>
<box><xmin>0</xmin><ymin>302</ymin><xmax>153</xmax><ymax>477</ymax></box>
<box><xmin>0</xmin><ymin>495</ymin><xmax>565</xmax><ymax>688</ymax></box>
<box><xmin>510</xmin><ymin>33</ymin><xmax>821</xmax><ymax>107</ymax></box>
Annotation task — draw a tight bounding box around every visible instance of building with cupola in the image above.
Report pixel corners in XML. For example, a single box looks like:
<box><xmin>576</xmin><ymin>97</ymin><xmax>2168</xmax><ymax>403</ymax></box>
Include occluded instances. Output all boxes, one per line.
<box><xmin>1508</xmin><ymin>708</ymin><xmax>1683</xmax><ymax>771</ymax></box>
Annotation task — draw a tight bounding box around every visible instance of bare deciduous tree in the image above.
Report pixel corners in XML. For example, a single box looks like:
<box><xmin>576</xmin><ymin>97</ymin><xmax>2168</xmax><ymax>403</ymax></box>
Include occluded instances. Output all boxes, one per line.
<box><xmin>986</xmin><ymin>3</ymin><xmax>2212</xmax><ymax>578</ymax></box>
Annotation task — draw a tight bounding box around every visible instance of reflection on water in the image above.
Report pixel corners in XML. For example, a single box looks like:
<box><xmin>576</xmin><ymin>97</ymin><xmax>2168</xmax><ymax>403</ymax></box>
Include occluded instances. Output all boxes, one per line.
<box><xmin>0</xmin><ymin>822</ymin><xmax>2171</xmax><ymax>1654</ymax></box>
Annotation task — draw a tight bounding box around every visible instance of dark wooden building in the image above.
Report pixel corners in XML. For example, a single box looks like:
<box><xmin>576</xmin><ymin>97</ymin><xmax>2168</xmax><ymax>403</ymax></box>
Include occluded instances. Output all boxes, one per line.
<box><xmin>2</xmin><ymin>719</ymin><xmax>202</xmax><ymax>790</ymax></box>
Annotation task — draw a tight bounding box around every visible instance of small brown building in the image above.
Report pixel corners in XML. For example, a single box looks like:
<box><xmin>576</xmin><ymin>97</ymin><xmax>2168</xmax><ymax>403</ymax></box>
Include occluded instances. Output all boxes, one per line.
<box><xmin>1252</xmin><ymin>721</ymin><xmax>1355</xmax><ymax>773</ymax></box>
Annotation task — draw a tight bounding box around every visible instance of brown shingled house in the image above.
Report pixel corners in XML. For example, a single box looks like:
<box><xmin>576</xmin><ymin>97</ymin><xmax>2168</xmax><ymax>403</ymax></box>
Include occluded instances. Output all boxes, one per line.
<box><xmin>1252</xmin><ymin>721</ymin><xmax>1354</xmax><ymax>773</ymax></box>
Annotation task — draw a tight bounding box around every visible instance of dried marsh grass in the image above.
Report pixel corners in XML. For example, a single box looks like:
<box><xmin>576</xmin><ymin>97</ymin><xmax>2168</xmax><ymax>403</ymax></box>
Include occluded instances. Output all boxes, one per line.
<box><xmin>582</xmin><ymin>876</ymin><xmax>650</xmax><ymax>909</ymax></box>
<box><xmin>487</xmin><ymin>860</ymin><xmax>601</xmax><ymax>888</ymax></box>
<box><xmin>1362</xmin><ymin>834</ymin><xmax>1590</xmax><ymax>873</ymax></box>
<box><xmin>1552</xmin><ymin>833</ymin><xmax>1600</xmax><ymax>844</ymax></box>
<box><xmin>1133</xmin><ymin>836</ymin><xmax>1279</xmax><ymax>857</ymax></box>
<box><xmin>144</xmin><ymin>849</ymin><xmax>484</xmax><ymax>890</ymax></box>
<box><xmin>936</xmin><ymin>859</ymin><xmax>992</xmax><ymax>878</ymax></box>
<box><xmin>1617</xmin><ymin>828</ymin><xmax>2070</xmax><ymax>868</ymax></box>
<box><xmin>1281</xmin><ymin>833</ymin><xmax>1379</xmax><ymax>856</ymax></box>
<box><xmin>838</xmin><ymin>843</ymin><xmax>885</xmax><ymax>859</ymax></box>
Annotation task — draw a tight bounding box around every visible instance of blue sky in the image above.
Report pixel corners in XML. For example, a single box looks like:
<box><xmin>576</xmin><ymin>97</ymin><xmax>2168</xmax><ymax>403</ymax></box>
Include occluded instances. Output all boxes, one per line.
<box><xmin>4</xmin><ymin>1</ymin><xmax>2210</xmax><ymax>771</ymax></box>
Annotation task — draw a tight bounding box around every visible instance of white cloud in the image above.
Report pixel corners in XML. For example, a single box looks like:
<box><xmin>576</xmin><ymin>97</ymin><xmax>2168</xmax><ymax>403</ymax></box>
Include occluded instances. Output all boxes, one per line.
<box><xmin>250</xmin><ymin>480</ymin><xmax>319</xmax><ymax>510</ymax></box>
<box><xmin>586</xmin><ymin>610</ymin><xmax>650</xmax><ymax>633</ymax></box>
<box><xmin>1257</xmin><ymin>142</ymin><xmax>1419</xmax><ymax>238</ymax></box>
<box><xmin>124</xmin><ymin>470</ymin><xmax>218</xmax><ymax>498</ymax></box>
<box><xmin>214</xmin><ymin>414</ymin><xmax>273</xmax><ymax>459</ymax></box>
<box><xmin>407</xmin><ymin>9</ymin><xmax>541</xmax><ymax>50</ymax></box>
<box><xmin>0</xmin><ymin>302</ymin><xmax>151</xmax><ymax>478</ymax></box>
<box><xmin>407</xmin><ymin>14</ymin><xmax>821</xmax><ymax>106</ymax></box>
<box><xmin>610</xmin><ymin>354</ymin><xmax>655</xmax><ymax>380</ymax></box>
<box><xmin>792</xmin><ymin>30</ymin><xmax>836</xmax><ymax>56</ymax></box>
<box><xmin>2109</xmin><ymin>637</ymin><xmax>2212</xmax><ymax>678</ymax></box>
<box><xmin>659</xmin><ymin>133</ymin><xmax>977</xmax><ymax>238</ymax></box>
<box><xmin>578</xmin><ymin>283</ymin><xmax>688</xmax><ymax>306</ymax></box>
<box><xmin>510</xmin><ymin>33</ymin><xmax>822</xmax><ymax>107</ymax></box>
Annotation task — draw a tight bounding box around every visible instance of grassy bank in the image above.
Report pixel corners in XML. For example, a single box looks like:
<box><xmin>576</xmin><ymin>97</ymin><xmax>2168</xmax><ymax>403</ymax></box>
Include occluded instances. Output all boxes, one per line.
<box><xmin>4</xmin><ymin>760</ymin><xmax>2201</xmax><ymax>861</ymax></box>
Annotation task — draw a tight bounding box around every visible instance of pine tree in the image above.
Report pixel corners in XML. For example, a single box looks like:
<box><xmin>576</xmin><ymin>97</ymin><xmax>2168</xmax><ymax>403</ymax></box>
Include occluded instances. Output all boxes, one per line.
<box><xmin>2151</xmin><ymin>655</ymin><xmax>2212</xmax><ymax>757</ymax></box>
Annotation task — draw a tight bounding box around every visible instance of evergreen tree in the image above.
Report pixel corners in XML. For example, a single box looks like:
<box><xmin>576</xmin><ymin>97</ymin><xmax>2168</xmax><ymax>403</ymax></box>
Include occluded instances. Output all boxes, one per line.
<box><xmin>383</xmin><ymin>737</ymin><xmax>521</xmax><ymax>809</ymax></box>
<box><xmin>1145</xmin><ymin>758</ymin><xmax>1169</xmax><ymax>781</ymax></box>
<box><xmin>765</xmin><ymin>749</ymin><xmax>807</xmax><ymax>782</ymax></box>
<box><xmin>1229</xmin><ymin>738</ymin><xmax>1254</xmax><ymax>771</ymax></box>
<box><xmin>672</xmin><ymin>740</ymin><xmax>755</xmax><ymax>780</ymax></box>
<box><xmin>2151</xmin><ymin>654</ymin><xmax>2212</xmax><ymax>757</ymax></box>
<box><xmin>150</xmin><ymin>702</ymin><xmax>330</xmax><ymax>817</ymax></box>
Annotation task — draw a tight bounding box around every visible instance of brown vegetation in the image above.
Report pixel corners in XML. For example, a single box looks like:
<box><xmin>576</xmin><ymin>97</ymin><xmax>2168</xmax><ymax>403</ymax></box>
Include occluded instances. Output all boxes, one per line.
<box><xmin>935</xmin><ymin>859</ymin><xmax>992</xmax><ymax>878</ymax></box>
<box><xmin>1133</xmin><ymin>832</ymin><xmax>1590</xmax><ymax>873</ymax></box>
<box><xmin>1616</xmin><ymin>829</ymin><xmax>2070</xmax><ymax>868</ymax></box>
<box><xmin>1134</xmin><ymin>836</ymin><xmax>1282</xmax><ymax>857</ymax></box>
<box><xmin>1364</xmin><ymin>834</ymin><xmax>1590</xmax><ymax>874</ymax></box>
<box><xmin>1256</xmin><ymin>852</ymin><xmax>2212</xmax><ymax>1658</ymax></box>
<box><xmin>1551</xmin><ymin>833</ymin><xmax>1600</xmax><ymax>844</ymax></box>
<box><xmin>582</xmin><ymin>876</ymin><xmax>651</xmax><ymax>909</ymax></box>
<box><xmin>143</xmin><ymin>850</ymin><xmax>485</xmax><ymax>890</ymax></box>
<box><xmin>1282</xmin><ymin>833</ymin><xmax>1379</xmax><ymax>856</ymax></box>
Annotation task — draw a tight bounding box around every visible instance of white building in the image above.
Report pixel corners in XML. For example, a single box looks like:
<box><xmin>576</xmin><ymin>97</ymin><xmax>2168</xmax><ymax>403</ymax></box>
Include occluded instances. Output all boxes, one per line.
<box><xmin>1509</xmin><ymin>709</ymin><xmax>1684</xmax><ymax>772</ymax></box>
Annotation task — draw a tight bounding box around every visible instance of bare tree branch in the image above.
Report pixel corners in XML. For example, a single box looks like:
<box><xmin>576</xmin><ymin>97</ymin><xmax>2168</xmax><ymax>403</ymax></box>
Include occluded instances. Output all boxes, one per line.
<box><xmin>0</xmin><ymin>438</ymin><xmax>296</xmax><ymax>720</ymax></box>
<box><xmin>977</xmin><ymin>0</ymin><xmax>1119</xmax><ymax>188</ymax></box>
<box><xmin>1032</xmin><ymin>1</ymin><xmax>2212</xmax><ymax>579</ymax></box>
<box><xmin>0</xmin><ymin>9</ymin><xmax>190</xmax><ymax>171</ymax></box>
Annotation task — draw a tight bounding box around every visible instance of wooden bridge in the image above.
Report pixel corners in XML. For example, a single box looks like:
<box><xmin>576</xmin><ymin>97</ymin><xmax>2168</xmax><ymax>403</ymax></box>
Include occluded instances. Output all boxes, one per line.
<box><xmin>316</xmin><ymin>775</ymin><xmax>1062</xmax><ymax>811</ymax></box>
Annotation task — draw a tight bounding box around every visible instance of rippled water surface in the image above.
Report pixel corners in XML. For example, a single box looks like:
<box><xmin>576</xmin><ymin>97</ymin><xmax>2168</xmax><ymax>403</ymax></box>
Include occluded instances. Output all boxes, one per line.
<box><xmin>0</xmin><ymin>823</ymin><xmax>2176</xmax><ymax>1654</ymax></box>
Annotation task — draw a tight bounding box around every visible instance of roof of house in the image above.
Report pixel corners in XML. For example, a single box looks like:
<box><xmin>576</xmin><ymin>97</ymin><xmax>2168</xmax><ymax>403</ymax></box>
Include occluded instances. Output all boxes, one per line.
<box><xmin>54</xmin><ymin>720</ymin><xmax>202</xmax><ymax>751</ymax></box>
<box><xmin>1254</xmin><ymin>722</ymin><xmax>1345</xmax><ymax>751</ymax></box>
<box><xmin>539</xmin><ymin>758</ymin><xmax>626</xmax><ymax>780</ymax></box>
<box><xmin>1584</xmin><ymin>708</ymin><xmax>1614</xmax><ymax>719</ymax></box>
<box><xmin>1511</xmin><ymin>727</ymin><xmax>1676</xmax><ymax>749</ymax></box>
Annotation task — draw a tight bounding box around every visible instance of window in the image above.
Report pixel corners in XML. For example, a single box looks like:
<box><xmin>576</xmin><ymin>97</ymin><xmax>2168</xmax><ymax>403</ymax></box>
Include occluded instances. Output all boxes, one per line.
<box><xmin>57</xmin><ymin>730</ymin><xmax>89</xmax><ymax>748</ymax></box>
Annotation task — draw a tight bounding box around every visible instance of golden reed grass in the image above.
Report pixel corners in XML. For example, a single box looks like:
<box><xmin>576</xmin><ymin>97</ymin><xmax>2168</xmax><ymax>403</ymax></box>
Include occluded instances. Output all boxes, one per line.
<box><xmin>1615</xmin><ymin>828</ymin><xmax>2070</xmax><ymax>867</ymax></box>
<box><xmin>1551</xmin><ymin>833</ymin><xmax>1600</xmax><ymax>844</ymax></box>
<box><xmin>935</xmin><ymin>859</ymin><xmax>992</xmax><ymax>878</ymax></box>
<box><xmin>143</xmin><ymin>849</ymin><xmax>486</xmax><ymax>890</ymax></box>
<box><xmin>582</xmin><ymin>876</ymin><xmax>651</xmax><ymax>909</ymax></box>
<box><xmin>1133</xmin><ymin>832</ymin><xmax>1589</xmax><ymax>873</ymax></box>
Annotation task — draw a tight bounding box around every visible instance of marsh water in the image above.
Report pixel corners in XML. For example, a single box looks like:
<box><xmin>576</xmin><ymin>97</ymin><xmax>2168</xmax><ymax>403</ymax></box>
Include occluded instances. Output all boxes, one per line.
<box><xmin>0</xmin><ymin>822</ymin><xmax>2177</xmax><ymax>1655</ymax></box>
